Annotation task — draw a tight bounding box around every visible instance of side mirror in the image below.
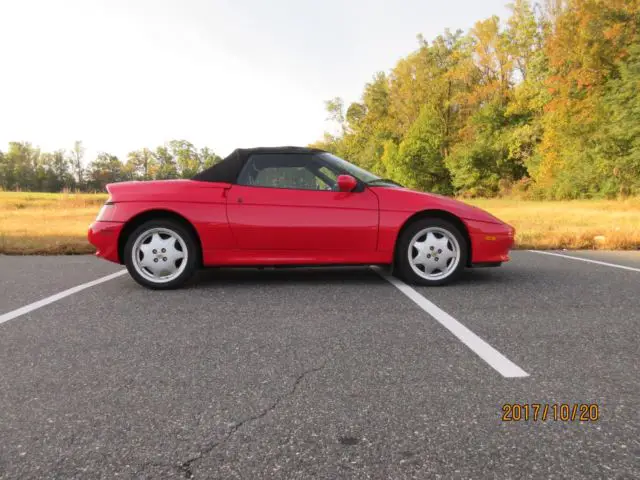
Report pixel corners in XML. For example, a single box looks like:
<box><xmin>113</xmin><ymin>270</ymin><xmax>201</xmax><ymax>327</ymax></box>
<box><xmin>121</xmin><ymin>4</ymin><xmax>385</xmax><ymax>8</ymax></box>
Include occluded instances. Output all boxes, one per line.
<box><xmin>337</xmin><ymin>174</ymin><xmax>357</xmax><ymax>192</ymax></box>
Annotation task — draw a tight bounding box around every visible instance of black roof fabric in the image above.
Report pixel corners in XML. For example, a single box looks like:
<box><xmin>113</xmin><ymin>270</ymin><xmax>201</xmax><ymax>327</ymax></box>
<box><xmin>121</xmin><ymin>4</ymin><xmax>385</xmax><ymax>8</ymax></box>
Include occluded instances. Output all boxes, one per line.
<box><xmin>191</xmin><ymin>146</ymin><xmax>326</xmax><ymax>183</ymax></box>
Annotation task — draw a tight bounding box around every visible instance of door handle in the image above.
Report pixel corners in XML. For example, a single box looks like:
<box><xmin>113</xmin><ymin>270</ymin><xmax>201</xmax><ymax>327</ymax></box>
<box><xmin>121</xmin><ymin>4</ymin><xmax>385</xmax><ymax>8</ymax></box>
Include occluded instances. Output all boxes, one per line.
<box><xmin>237</xmin><ymin>197</ymin><xmax>243</xmax><ymax>203</ymax></box>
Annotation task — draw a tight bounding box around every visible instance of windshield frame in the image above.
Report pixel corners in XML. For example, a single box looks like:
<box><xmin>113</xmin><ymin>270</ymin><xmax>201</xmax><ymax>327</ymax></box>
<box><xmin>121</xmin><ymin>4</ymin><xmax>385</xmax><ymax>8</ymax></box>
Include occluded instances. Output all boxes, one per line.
<box><xmin>316</xmin><ymin>152</ymin><xmax>381</xmax><ymax>183</ymax></box>
<box><xmin>317</xmin><ymin>153</ymin><xmax>404</xmax><ymax>188</ymax></box>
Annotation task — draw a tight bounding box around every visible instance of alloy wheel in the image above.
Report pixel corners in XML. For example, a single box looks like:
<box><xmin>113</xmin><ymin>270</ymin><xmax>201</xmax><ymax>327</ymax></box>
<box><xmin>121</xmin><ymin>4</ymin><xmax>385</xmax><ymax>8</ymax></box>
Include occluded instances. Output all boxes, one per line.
<box><xmin>407</xmin><ymin>227</ymin><xmax>461</xmax><ymax>281</ymax></box>
<box><xmin>131</xmin><ymin>227</ymin><xmax>188</xmax><ymax>284</ymax></box>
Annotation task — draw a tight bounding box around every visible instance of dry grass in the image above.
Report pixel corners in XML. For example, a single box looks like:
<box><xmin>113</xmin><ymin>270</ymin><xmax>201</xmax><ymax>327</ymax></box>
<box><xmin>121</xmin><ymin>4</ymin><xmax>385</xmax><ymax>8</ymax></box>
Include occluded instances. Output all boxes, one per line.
<box><xmin>467</xmin><ymin>197</ymin><xmax>640</xmax><ymax>250</ymax></box>
<box><xmin>0</xmin><ymin>192</ymin><xmax>639</xmax><ymax>254</ymax></box>
<box><xmin>0</xmin><ymin>192</ymin><xmax>107</xmax><ymax>254</ymax></box>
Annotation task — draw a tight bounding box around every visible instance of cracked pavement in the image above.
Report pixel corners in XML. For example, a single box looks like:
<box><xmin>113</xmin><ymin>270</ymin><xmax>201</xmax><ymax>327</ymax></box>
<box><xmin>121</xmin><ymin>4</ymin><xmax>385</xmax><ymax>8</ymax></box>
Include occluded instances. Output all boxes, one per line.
<box><xmin>176</xmin><ymin>361</ymin><xmax>327</xmax><ymax>479</ymax></box>
<box><xmin>0</xmin><ymin>252</ymin><xmax>639</xmax><ymax>479</ymax></box>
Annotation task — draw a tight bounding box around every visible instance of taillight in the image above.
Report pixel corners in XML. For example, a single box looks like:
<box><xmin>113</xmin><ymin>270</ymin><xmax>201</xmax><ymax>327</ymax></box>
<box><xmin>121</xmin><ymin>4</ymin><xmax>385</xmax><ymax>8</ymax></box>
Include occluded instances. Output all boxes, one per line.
<box><xmin>96</xmin><ymin>202</ymin><xmax>115</xmax><ymax>221</ymax></box>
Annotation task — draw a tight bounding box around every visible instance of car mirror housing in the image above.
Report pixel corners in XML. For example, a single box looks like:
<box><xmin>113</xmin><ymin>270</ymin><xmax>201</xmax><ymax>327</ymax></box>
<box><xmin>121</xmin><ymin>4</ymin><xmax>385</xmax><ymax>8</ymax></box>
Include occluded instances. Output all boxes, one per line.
<box><xmin>337</xmin><ymin>174</ymin><xmax>358</xmax><ymax>192</ymax></box>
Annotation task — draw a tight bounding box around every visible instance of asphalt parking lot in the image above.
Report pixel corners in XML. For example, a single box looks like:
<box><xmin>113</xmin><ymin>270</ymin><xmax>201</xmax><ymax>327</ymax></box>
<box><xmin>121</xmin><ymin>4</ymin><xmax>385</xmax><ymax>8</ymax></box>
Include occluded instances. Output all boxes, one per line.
<box><xmin>1</xmin><ymin>251</ymin><xmax>639</xmax><ymax>479</ymax></box>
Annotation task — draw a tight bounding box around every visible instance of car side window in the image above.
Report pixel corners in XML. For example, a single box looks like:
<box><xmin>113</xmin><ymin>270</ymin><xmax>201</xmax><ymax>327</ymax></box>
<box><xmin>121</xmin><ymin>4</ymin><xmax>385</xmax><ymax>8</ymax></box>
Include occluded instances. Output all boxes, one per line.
<box><xmin>237</xmin><ymin>154</ymin><xmax>337</xmax><ymax>191</ymax></box>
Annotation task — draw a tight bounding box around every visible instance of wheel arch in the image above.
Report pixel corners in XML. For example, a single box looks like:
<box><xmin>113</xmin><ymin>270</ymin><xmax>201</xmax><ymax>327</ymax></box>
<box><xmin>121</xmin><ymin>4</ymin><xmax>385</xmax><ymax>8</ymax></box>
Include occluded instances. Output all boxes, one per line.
<box><xmin>117</xmin><ymin>209</ymin><xmax>203</xmax><ymax>266</ymax></box>
<box><xmin>393</xmin><ymin>209</ymin><xmax>472</xmax><ymax>268</ymax></box>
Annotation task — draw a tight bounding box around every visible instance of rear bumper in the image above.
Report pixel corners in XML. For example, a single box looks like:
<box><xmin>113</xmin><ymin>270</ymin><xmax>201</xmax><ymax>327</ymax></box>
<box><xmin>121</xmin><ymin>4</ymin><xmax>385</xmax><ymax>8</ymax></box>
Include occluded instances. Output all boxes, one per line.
<box><xmin>88</xmin><ymin>221</ymin><xmax>124</xmax><ymax>264</ymax></box>
<box><xmin>464</xmin><ymin>219</ymin><xmax>515</xmax><ymax>265</ymax></box>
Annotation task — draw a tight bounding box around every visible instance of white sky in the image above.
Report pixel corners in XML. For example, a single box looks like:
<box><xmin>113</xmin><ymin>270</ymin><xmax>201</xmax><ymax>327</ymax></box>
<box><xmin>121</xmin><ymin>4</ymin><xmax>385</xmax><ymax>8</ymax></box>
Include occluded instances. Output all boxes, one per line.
<box><xmin>0</xmin><ymin>0</ymin><xmax>510</xmax><ymax>162</ymax></box>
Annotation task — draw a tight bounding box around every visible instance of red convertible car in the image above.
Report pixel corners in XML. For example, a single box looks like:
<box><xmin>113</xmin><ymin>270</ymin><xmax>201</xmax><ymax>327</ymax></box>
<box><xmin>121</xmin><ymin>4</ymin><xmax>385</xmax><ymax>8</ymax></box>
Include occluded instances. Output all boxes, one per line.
<box><xmin>88</xmin><ymin>147</ymin><xmax>515</xmax><ymax>289</ymax></box>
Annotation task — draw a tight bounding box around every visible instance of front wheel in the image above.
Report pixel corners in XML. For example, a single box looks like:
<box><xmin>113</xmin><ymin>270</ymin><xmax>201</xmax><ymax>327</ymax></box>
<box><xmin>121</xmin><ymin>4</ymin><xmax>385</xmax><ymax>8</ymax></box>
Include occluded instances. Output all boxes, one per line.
<box><xmin>124</xmin><ymin>219</ymin><xmax>199</xmax><ymax>290</ymax></box>
<box><xmin>394</xmin><ymin>218</ymin><xmax>467</xmax><ymax>286</ymax></box>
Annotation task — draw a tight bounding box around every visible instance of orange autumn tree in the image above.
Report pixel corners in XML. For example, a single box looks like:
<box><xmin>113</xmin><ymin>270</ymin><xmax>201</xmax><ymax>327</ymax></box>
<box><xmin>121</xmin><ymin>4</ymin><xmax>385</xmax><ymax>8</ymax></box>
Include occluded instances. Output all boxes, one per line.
<box><xmin>313</xmin><ymin>0</ymin><xmax>640</xmax><ymax>199</ymax></box>
<box><xmin>537</xmin><ymin>0</ymin><xmax>640</xmax><ymax>198</ymax></box>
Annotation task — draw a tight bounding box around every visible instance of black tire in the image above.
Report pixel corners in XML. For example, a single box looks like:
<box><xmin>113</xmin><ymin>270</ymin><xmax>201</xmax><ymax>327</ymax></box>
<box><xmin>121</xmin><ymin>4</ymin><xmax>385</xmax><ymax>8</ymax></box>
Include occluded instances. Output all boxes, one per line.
<box><xmin>394</xmin><ymin>217</ymin><xmax>467</xmax><ymax>286</ymax></box>
<box><xmin>124</xmin><ymin>219</ymin><xmax>199</xmax><ymax>290</ymax></box>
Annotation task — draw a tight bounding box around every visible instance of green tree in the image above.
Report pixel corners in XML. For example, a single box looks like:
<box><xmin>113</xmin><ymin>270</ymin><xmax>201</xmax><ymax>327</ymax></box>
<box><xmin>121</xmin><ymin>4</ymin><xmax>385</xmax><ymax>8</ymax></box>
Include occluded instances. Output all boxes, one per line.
<box><xmin>87</xmin><ymin>153</ymin><xmax>125</xmax><ymax>191</ymax></box>
<box><xmin>393</xmin><ymin>106</ymin><xmax>452</xmax><ymax>193</ymax></box>
<box><xmin>505</xmin><ymin>0</ymin><xmax>541</xmax><ymax>81</ymax></box>
<box><xmin>0</xmin><ymin>149</ymin><xmax>11</xmax><ymax>190</ymax></box>
<box><xmin>69</xmin><ymin>140</ymin><xmax>85</xmax><ymax>189</ymax></box>
<box><xmin>170</xmin><ymin>140</ymin><xmax>201</xmax><ymax>178</ymax></box>
<box><xmin>50</xmin><ymin>149</ymin><xmax>74</xmax><ymax>190</ymax></box>
<box><xmin>199</xmin><ymin>146</ymin><xmax>222</xmax><ymax>169</ymax></box>
<box><xmin>538</xmin><ymin>0</ymin><xmax>636</xmax><ymax>196</ymax></box>
<box><xmin>325</xmin><ymin>97</ymin><xmax>345</xmax><ymax>129</ymax></box>
<box><xmin>154</xmin><ymin>146</ymin><xmax>178</xmax><ymax>179</ymax></box>
<box><xmin>38</xmin><ymin>151</ymin><xmax>70</xmax><ymax>192</ymax></box>
<box><xmin>4</xmin><ymin>142</ymin><xmax>40</xmax><ymax>191</ymax></box>
<box><xmin>589</xmin><ymin>43</ymin><xmax>640</xmax><ymax>196</ymax></box>
<box><xmin>126</xmin><ymin>148</ymin><xmax>157</xmax><ymax>180</ymax></box>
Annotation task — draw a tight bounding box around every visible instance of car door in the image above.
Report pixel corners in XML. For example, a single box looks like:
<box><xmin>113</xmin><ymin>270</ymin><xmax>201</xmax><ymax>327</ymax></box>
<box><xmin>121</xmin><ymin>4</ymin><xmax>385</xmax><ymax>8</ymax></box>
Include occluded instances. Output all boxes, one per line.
<box><xmin>226</xmin><ymin>152</ymin><xmax>379</xmax><ymax>251</ymax></box>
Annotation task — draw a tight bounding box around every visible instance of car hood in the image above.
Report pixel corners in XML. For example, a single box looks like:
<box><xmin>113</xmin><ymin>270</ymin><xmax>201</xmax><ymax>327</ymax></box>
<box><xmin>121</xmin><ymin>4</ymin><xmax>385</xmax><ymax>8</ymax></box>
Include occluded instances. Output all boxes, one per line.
<box><xmin>372</xmin><ymin>187</ymin><xmax>506</xmax><ymax>225</ymax></box>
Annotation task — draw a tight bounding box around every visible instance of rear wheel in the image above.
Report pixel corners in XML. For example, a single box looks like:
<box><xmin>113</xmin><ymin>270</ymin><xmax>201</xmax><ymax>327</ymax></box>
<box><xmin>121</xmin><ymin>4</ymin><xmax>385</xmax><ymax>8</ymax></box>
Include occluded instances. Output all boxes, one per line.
<box><xmin>124</xmin><ymin>219</ymin><xmax>198</xmax><ymax>289</ymax></box>
<box><xmin>394</xmin><ymin>218</ymin><xmax>467</xmax><ymax>286</ymax></box>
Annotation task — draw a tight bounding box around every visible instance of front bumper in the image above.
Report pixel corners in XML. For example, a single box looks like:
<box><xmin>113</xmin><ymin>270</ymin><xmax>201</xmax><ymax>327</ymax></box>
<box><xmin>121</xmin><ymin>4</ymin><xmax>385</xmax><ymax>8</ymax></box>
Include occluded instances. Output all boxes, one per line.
<box><xmin>464</xmin><ymin>219</ymin><xmax>515</xmax><ymax>265</ymax></box>
<box><xmin>88</xmin><ymin>221</ymin><xmax>124</xmax><ymax>264</ymax></box>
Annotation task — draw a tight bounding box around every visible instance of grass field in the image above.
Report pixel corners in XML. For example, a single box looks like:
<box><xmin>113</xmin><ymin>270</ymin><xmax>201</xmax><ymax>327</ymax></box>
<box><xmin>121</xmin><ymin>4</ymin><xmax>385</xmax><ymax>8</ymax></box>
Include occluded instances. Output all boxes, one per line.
<box><xmin>1</xmin><ymin>191</ymin><xmax>639</xmax><ymax>254</ymax></box>
<box><xmin>0</xmin><ymin>192</ymin><xmax>108</xmax><ymax>254</ymax></box>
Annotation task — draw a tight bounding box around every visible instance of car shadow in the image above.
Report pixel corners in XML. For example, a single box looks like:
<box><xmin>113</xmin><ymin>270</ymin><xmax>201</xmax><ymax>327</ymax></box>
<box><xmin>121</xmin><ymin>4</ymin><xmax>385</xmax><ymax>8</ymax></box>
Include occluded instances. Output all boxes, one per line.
<box><xmin>188</xmin><ymin>265</ymin><xmax>519</xmax><ymax>289</ymax></box>
<box><xmin>452</xmin><ymin>265</ymin><xmax>533</xmax><ymax>287</ymax></box>
<box><xmin>190</xmin><ymin>266</ymin><xmax>384</xmax><ymax>288</ymax></box>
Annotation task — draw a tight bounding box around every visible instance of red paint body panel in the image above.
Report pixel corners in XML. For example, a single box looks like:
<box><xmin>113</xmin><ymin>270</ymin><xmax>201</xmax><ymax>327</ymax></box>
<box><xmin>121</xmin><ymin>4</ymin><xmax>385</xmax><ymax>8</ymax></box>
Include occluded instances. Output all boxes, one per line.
<box><xmin>465</xmin><ymin>219</ymin><xmax>515</xmax><ymax>263</ymax></box>
<box><xmin>105</xmin><ymin>179</ymin><xmax>230</xmax><ymax>203</ymax></box>
<box><xmin>88</xmin><ymin>179</ymin><xmax>515</xmax><ymax>268</ymax></box>
<box><xmin>206</xmin><ymin>249</ymin><xmax>392</xmax><ymax>266</ymax></box>
<box><xmin>107</xmin><ymin>201</ymin><xmax>236</xmax><ymax>258</ymax></box>
<box><xmin>226</xmin><ymin>185</ymin><xmax>378</xmax><ymax>251</ymax></box>
<box><xmin>101</xmin><ymin>180</ymin><xmax>237</xmax><ymax>263</ymax></box>
<box><xmin>372</xmin><ymin>187</ymin><xmax>513</xmax><ymax>257</ymax></box>
<box><xmin>87</xmin><ymin>221</ymin><xmax>123</xmax><ymax>264</ymax></box>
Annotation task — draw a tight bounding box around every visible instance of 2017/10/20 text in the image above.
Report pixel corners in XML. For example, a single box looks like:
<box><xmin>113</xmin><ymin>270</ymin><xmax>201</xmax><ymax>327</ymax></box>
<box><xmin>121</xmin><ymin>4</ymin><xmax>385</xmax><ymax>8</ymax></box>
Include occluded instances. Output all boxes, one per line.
<box><xmin>501</xmin><ymin>404</ymin><xmax>600</xmax><ymax>422</ymax></box>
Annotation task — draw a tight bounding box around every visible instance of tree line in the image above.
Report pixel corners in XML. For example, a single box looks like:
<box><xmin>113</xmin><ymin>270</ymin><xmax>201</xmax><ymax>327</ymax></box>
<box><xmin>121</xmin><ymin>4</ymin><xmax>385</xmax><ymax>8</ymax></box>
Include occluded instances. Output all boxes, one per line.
<box><xmin>312</xmin><ymin>0</ymin><xmax>640</xmax><ymax>199</ymax></box>
<box><xmin>0</xmin><ymin>140</ymin><xmax>221</xmax><ymax>192</ymax></box>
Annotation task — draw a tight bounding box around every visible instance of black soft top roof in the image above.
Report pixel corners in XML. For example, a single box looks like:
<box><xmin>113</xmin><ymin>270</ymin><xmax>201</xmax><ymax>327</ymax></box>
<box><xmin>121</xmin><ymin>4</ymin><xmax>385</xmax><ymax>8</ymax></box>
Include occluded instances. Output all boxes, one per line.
<box><xmin>192</xmin><ymin>146</ymin><xmax>326</xmax><ymax>183</ymax></box>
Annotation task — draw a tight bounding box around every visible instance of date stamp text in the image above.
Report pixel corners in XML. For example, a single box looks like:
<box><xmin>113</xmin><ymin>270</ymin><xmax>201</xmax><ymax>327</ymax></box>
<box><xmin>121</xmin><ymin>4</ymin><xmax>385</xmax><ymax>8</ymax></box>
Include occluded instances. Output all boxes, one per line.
<box><xmin>501</xmin><ymin>403</ymin><xmax>600</xmax><ymax>422</ymax></box>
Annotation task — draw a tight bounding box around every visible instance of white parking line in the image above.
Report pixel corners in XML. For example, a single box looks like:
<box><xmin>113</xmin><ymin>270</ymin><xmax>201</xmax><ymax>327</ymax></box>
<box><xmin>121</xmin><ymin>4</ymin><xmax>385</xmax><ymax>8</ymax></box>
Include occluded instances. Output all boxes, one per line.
<box><xmin>372</xmin><ymin>267</ymin><xmax>529</xmax><ymax>378</ymax></box>
<box><xmin>0</xmin><ymin>270</ymin><xmax>127</xmax><ymax>326</ymax></box>
<box><xmin>529</xmin><ymin>250</ymin><xmax>640</xmax><ymax>272</ymax></box>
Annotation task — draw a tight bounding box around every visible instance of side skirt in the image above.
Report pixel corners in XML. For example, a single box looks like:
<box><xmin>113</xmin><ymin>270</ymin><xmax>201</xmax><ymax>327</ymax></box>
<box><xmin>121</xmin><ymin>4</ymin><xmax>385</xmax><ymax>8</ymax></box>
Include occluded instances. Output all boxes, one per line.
<box><xmin>202</xmin><ymin>263</ymin><xmax>392</xmax><ymax>270</ymax></box>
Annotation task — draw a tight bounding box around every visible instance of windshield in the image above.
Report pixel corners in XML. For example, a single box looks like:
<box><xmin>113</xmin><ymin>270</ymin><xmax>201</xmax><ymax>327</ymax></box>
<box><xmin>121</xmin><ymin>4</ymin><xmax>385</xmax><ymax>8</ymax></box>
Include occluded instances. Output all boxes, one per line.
<box><xmin>318</xmin><ymin>153</ymin><xmax>381</xmax><ymax>183</ymax></box>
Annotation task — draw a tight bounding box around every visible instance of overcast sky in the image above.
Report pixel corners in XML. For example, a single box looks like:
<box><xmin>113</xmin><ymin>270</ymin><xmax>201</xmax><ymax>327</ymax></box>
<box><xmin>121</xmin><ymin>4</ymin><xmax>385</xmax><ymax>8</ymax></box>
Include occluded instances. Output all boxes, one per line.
<box><xmin>0</xmin><ymin>0</ymin><xmax>510</xmax><ymax>161</ymax></box>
